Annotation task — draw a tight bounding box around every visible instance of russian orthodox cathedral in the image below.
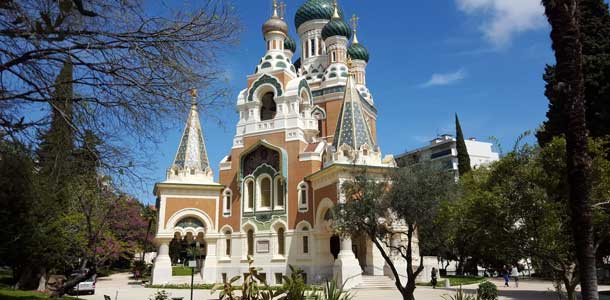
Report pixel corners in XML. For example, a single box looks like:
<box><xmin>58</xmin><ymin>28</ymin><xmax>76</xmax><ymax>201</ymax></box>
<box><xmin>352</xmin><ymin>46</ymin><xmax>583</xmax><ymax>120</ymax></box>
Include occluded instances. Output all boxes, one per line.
<box><xmin>151</xmin><ymin>0</ymin><xmax>421</xmax><ymax>288</ymax></box>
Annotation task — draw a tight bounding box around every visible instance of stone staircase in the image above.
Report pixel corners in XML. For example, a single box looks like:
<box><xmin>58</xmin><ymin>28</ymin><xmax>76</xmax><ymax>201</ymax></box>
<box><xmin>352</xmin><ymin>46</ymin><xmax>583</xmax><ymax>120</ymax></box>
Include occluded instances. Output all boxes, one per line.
<box><xmin>354</xmin><ymin>275</ymin><xmax>396</xmax><ymax>289</ymax></box>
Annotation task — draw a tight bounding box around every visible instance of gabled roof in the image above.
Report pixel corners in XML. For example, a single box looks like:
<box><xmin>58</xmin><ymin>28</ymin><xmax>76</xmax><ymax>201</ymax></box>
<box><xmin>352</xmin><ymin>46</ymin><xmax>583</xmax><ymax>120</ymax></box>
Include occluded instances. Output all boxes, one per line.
<box><xmin>332</xmin><ymin>73</ymin><xmax>375</xmax><ymax>150</ymax></box>
<box><xmin>173</xmin><ymin>101</ymin><xmax>210</xmax><ymax>172</ymax></box>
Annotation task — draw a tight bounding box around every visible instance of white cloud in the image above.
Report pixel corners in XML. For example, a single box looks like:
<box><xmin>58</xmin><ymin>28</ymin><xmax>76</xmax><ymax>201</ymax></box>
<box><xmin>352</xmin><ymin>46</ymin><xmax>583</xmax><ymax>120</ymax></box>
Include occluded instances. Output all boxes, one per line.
<box><xmin>421</xmin><ymin>69</ymin><xmax>467</xmax><ymax>88</ymax></box>
<box><xmin>456</xmin><ymin>0</ymin><xmax>546</xmax><ymax>47</ymax></box>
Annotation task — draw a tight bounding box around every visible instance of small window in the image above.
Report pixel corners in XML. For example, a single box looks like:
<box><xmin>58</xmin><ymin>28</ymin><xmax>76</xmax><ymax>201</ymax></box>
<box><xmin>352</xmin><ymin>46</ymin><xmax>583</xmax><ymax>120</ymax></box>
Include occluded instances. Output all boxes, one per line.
<box><xmin>245</xmin><ymin>180</ymin><xmax>254</xmax><ymax>210</ymax></box>
<box><xmin>225</xmin><ymin>230</ymin><xmax>232</xmax><ymax>256</ymax></box>
<box><xmin>332</xmin><ymin>52</ymin><xmax>336</xmax><ymax>62</ymax></box>
<box><xmin>260</xmin><ymin>273</ymin><xmax>267</xmax><ymax>284</ymax></box>
<box><xmin>298</xmin><ymin>182</ymin><xmax>308</xmax><ymax>211</ymax></box>
<box><xmin>247</xmin><ymin>229</ymin><xmax>254</xmax><ymax>256</ymax></box>
<box><xmin>260</xmin><ymin>177</ymin><xmax>272</xmax><ymax>208</ymax></box>
<box><xmin>275</xmin><ymin>273</ymin><xmax>283</xmax><ymax>284</ymax></box>
<box><xmin>275</xmin><ymin>177</ymin><xmax>284</xmax><ymax>207</ymax></box>
<box><xmin>223</xmin><ymin>189</ymin><xmax>232</xmax><ymax>216</ymax></box>
<box><xmin>222</xmin><ymin>273</ymin><xmax>227</xmax><ymax>282</ymax></box>
<box><xmin>310</xmin><ymin>39</ymin><xmax>315</xmax><ymax>56</ymax></box>
<box><xmin>303</xmin><ymin>235</ymin><xmax>309</xmax><ymax>254</ymax></box>
<box><xmin>278</xmin><ymin>228</ymin><xmax>285</xmax><ymax>255</ymax></box>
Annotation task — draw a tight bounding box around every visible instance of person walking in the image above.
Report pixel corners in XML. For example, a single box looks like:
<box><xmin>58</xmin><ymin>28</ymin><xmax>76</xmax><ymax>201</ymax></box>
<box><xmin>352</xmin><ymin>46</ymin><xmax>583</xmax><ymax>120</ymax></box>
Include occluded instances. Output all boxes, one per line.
<box><xmin>431</xmin><ymin>268</ymin><xmax>438</xmax><ymax>289</ymax></box>
<box><xmin>511</xmin><ymin>265</ymin><xmax>520</xmax><ymax>288</ymax></box>
<box><xmin>502</xmin><ymin>265</ymin><xmax>510</xmax><ymax>287</ymax></box>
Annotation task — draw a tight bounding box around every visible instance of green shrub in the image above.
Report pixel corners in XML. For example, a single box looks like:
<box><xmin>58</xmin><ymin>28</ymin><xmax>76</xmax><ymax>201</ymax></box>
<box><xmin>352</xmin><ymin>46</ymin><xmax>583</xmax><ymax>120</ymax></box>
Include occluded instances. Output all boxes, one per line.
<box><xmin>316</xmin><ymin>280</ymin><xmax>352</xmax><ymax>300</ymax></box>
<box><xmin>477</xmin><ymin>281</ymin><xmax>498</xmax><ymax>300</ymax></box>
<box><xmin>279</xmin><ymin>265</ymin><xmax>307</xmax><ymax>300</ymax></box>
<box><xmin>441</xmin><ymin>285</ymin><xmax>479</xmax><ymax>300</ymax></box>
<box><xmin>149</xmin><ymin>290</ymin><xmax>170</xmax><ymax>300</ymax></box>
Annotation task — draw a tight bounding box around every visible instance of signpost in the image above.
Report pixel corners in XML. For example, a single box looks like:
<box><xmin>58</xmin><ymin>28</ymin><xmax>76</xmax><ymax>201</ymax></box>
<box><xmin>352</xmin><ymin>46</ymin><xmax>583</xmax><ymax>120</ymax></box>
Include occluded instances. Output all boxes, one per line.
<box><xmin>188</xmin><ymin>241</ymin><xmax>200</xmax><ymax>300</ymax></box>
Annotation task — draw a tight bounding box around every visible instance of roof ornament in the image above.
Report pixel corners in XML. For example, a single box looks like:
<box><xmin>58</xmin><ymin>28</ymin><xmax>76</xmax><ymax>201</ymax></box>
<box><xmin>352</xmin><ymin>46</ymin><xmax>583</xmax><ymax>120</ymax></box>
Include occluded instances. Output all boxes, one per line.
<box><xmin>190</xmin><ymin>88</ymin><xmax>198</xmax><ymax>106</ymax></box>
<box><xmin>350</xmin><ymin>14</ymin><xmax>360</xmax><ymax>44</ymax></box>
<box><xmin>279</xmin><ymin>1</ymin><xmax>286</xmax><ymax>20</ymax></box>
<box><xmin>332</xmin><ymin>0</ymin><xmax>340</xmax><ymax>19</ymax></box>
<box><xmin>272</xmin><ymin>0</ymin><xmax>279</xmax><ymax>18</ymax></box>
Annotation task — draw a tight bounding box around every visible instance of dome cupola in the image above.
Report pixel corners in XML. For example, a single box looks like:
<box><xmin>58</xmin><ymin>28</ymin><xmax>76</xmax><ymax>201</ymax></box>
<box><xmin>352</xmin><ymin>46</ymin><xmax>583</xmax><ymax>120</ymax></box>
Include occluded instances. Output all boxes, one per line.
<box><xmin>295</xmin><ymin>0</ymin><xmax>342</xmax><ymax>29</ymax></box>
<box><xmin>348</xmin><ymin>43</ymin><xmax>369</xmax><ymax>62</ymax></box>
<box><xmin>284</xmin><ymin>35</ymin><xmax>297</xmax><ymax>53</ymax></box>
<box><xmin>321</xmin><ymin>2</ymin><xmax>351</xmax><ymax>40</ymax></box>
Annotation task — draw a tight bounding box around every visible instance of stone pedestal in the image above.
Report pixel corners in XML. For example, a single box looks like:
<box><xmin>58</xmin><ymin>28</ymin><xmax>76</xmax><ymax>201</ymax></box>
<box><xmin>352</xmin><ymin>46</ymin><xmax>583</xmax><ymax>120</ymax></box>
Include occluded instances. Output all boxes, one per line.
<box><xmin>202</xmin><ymin>237</ymin><xmax>218</xmax><ymax>283</ymax></box>
<box><xmin>333</xmin><ymin>236</ymin><xmax>362</xmax><ymax>289</ymax></box>
<box><xmin>151</xmin><ymin>239</ymin><xmax>173</xmax><ymax>285</ymax></box>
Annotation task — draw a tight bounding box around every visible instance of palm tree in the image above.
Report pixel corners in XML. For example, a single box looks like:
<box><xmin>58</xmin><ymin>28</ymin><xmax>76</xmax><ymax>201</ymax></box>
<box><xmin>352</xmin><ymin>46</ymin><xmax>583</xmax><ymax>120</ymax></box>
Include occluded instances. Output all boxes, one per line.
<box><xmin>541</xmin><ymin>0</ymin><xmax>598</xmax><ymax>299</ymax></box>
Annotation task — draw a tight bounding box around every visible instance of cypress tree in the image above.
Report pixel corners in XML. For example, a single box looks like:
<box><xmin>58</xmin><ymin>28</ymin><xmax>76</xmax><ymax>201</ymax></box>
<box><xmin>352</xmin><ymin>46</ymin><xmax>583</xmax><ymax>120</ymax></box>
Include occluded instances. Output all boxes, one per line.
<box><xmin>537</xmin><ymin>0</ymin><xmax>610</xmax><ymax>147</ymax></box>
<box><xmin>38</xmin><ymin>58</ymin><xmax>75</xmax><ymax>181</ymax></box>
<box><xmin>456</xmin><ymin>114</ymin><xmax>471</xmax><ymax>176</ymax></box>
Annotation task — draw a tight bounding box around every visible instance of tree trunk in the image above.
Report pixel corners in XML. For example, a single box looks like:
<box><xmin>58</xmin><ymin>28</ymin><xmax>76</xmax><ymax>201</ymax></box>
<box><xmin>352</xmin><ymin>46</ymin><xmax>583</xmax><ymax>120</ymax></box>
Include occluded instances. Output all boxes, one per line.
<box><xmin>36</xmin><ymin>269</ymin><xmax>47</xmax><ymax>292</ymax></box>
<box><xmin>543</xmin><ymin>1</ymin><xmax>599</xmax><ymax>299</ymax></box>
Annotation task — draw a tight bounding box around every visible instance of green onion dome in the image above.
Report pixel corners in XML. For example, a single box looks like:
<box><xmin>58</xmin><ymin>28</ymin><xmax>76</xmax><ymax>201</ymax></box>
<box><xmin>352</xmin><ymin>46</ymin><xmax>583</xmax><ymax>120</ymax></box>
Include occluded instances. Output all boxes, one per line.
<box><xmin>348</xmin><ymin>42</ymin><xmax>370</xmax><ymax>62</ymax></box>
<box><xmin>284</xmin><ymin>35</ymin><xmax>297</xmax><ymax>53</ymax></box>
<box><xmin>321</xmin><ymin>18</ymin><xmax>352</xmax><ymax>40</ymax></box>
<box><xmin>295</xmin><ymin>0</ymin><xmax>343</xmax><ymax>29</ymax></box>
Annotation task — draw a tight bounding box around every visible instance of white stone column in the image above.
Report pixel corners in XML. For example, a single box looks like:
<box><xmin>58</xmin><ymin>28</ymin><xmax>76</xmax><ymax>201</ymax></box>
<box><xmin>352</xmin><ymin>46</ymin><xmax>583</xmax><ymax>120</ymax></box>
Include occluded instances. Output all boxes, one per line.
<box><xmin>333</xmin><ymin>236</ymin><xmax>362</xmax><ymax>289</ymax></box>
<box><xmin>366</xmin><ymin>239</ymin><xmax>386</xmax><ymax>276</ymax></box>
<box><xmin>151</xmin><ymin>238</ymin><xmax>173</xmax><ymax>285</ymax></box>
<box><xmin>384</xmin><ymin>234</ymin><xmax>408</xmax><ymax>282</ymax></box>
<box><xmin>202</xmin><ymin>236</ymin><xmax>219</xmax><ymax>284</ymax></box>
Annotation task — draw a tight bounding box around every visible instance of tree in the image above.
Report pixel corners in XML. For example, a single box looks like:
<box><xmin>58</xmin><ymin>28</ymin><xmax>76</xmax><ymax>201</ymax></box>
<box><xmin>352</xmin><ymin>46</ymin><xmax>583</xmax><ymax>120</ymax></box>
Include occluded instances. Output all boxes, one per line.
<box><xmin>541</xmin><ymin>1</ymin><xmax>598</xmax><ymax>299</ymax></box>
<box><xmin>1</xmin><ymin>0</ymin><xmax>238</xmax><ymax>177</ymax></box>
<box><xmin>456</xmin><ymin>114</ymin><xmax>471</xmax><ymax>176</ymax></box>
<box><xmin>333</xmin><ymin>165</ymin><xmax>456</xmax><ymax>300</ymax></box>
<box><xmin>537</xmin><ymin>0</ymin><xmax>610</xmax><ymax>147</ymax></box>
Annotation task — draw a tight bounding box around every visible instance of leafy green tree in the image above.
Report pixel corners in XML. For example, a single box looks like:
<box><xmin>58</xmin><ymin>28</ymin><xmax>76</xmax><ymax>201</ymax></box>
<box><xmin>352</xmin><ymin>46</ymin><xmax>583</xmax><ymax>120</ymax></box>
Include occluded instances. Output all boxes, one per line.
<box><xmin>456</xmin><ymin>114</ymin><xmax>471</xmax><ymax>176</ymax></box>
<box><xmin>537</xmin><ymin>0</ymin><xmax>610</xmax><ymax>147</ymax></box>
<box><xmin>333</xmin><ymin>165</ymin><xmax>456</xmax><ymax>300</ymax></box>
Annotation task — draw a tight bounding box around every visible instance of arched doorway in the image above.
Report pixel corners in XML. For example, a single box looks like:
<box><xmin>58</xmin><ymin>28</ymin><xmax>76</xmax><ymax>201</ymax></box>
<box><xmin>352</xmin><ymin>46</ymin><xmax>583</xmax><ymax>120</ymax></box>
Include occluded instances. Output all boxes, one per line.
<box><xmin>170</xmin><ymin>217</ymin><xmax>207</xmax><ymax>267</ymax></box>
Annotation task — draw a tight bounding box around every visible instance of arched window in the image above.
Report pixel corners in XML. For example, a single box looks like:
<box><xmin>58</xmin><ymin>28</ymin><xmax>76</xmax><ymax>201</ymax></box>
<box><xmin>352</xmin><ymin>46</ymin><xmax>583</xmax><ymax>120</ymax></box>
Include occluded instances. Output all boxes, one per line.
<box><xmin>223</xmin><ymin>189</ymin><xmax>232</xmax><ymax>216</ymax></box>
<box><xmin>225</xmin><ymin>230</ymin><xmax>232</xmax><ymax>256</ymax></box>
<box><xmin>302</xmin><ymin>226</ymin><xmax>309</xmax><ymax>254</ymax></box>
<box><xmin>260</xmin><ymin>92</ymin><xmax>277</xmax><ymax>121</ymax></box>
<box><xmin>277</xmin><ymin>227</ymin><xmax>285</xmax><ymax>256</ymax></box>
<box><xmin>247</xmin><ymin>229</ymin><xmax>254</xmax><ymax>256</ymax></box>
<box><xmin>298</xmin><ymin>182</ymin><xmax>308</xmax><ymax>212</ymax></box>
<box><xmin>245</xmin><ymin>180</ymin><xmax>254</xmax><ymax>211</ymax></box>
<box><xmin>275</xmin><ymin>177</ymin><xmax>284</xmax><ymax>208</ymax></box>
<box><xmin>260</xmin><ymin>176</ymin><xmax>272</xmax><ymax>208</ymax></box>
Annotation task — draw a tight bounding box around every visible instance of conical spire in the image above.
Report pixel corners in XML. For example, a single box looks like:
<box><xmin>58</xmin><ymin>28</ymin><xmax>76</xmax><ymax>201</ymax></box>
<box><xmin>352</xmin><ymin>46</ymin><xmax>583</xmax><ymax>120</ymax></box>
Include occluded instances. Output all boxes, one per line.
<box><xmin>173</xmin><ymin>89</ymin><xmax>211</xmax><ymax>173</ymax></box>
<box><xmin>332</xmin><ymin>68</ymin><xmax>374</xmax><ymax>150</ymax></box>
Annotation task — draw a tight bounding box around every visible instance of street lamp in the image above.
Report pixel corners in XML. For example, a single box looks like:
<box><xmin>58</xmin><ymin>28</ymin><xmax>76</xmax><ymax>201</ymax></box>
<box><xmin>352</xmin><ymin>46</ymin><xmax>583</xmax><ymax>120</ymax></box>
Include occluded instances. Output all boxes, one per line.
<box><xmin>188</xmin><ymin>241</ymin><xmax>200</xmax><ymax>300</ymax></box>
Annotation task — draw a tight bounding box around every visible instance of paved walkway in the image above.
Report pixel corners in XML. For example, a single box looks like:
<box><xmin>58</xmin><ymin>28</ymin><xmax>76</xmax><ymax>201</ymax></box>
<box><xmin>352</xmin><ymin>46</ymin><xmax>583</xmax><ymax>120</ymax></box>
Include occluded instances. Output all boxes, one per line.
<box><xmin>79</xmin><ymin>273</ymin><xmax>610</xmax><ymax>300</ymax></box>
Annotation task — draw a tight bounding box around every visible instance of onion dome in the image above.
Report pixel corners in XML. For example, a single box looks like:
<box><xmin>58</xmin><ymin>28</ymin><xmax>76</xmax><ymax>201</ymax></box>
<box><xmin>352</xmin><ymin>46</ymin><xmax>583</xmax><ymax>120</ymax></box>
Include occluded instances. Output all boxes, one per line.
<box><xmin>348</xmin><ymin>42</ymin><xmax>369</xmax><ymax>62</ymax></box>
<box><xmin>263</xmin><ymin>16</ymin><xmax>288</xmax><ymax>35</ymax></box>
<box><xmin>322</xmin><ymin>18</ymin><xmax>351</xmax><ymax>40</ymax></box>
<box><xmin>284</xmin><ymin>35</ymin><xmax>297</xmax><ymax>52</ymax></box>
<box><xmin>295</xmin><ymin>0</ymin><xmax>342</xmax><ymax>29</ymax></box>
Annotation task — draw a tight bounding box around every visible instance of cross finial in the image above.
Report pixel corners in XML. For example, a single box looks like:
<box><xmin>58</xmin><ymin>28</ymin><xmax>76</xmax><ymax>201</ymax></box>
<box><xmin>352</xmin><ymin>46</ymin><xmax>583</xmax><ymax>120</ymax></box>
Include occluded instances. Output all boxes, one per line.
<box><xmin>190</xmin><ymin>88</ymin><xmax>198</xmax><ymax>105</ymax></box>
<box><xmin>272</xmin><ymin>0</ymin><xmax>279</xmax><ymax>17</ymax></box>
<box><xmin>279</xmin><ymin>2</ymin><xmax>286</xmax><ymax>20</ymax></box>
<box><xmin>350</xmin><ymin>14</ymin><xmax>360</xmax><ymax>44</ymax></box>
<box><xmin>332</xmin><ymin>0</ymin><xmax>340</xmax><ymax>19</ymax></box>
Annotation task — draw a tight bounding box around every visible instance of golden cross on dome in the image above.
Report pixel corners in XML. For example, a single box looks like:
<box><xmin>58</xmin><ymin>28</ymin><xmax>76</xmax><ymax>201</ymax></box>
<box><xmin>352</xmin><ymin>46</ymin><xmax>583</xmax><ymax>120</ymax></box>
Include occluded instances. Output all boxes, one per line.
<box><xmin>279</xmin><ymin>2</ymin><xmax>286</xmax><ymax>20</ymax></box>
<box><xmin>350</xmin><ymin>14</ymin><xmax>360</xmax><ymax>43</ymax></box>
<box><xmin>272</xmin><ymin>0</ymin><xmax>279</xmax><ymax>17</ymax></box>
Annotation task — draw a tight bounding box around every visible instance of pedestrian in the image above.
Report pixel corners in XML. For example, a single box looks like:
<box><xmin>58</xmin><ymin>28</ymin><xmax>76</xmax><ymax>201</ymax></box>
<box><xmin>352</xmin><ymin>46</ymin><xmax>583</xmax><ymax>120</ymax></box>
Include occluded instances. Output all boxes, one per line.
<box><xmin>511</xmin><ymin>264</ymin><xmax>520</xmax><ymax>288</ymax></box>
<box><xmin>502</xmin><ymin>265</ymin><xmax>510</xmax><ymax>287</ymax></box>
<box><xmin>431</xmin><ymin>267</ymin><xmax>438</xmax><ymax>289</ymax></box>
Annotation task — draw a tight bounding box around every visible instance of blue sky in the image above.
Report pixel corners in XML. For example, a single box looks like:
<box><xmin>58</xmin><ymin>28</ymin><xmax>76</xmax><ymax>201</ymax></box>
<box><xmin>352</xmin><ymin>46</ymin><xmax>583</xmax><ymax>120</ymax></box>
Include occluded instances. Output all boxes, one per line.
<box><xmin>136</xmin><ymin>0</ymin><xmax>554</xmax><ymax>204</ymax></box>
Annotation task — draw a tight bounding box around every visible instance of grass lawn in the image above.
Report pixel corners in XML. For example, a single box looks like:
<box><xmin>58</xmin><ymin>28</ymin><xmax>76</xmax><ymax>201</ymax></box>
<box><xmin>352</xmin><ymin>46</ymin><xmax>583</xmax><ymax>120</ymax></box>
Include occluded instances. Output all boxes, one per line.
<box><xmin>417</xmin><ymin>276</ymin><xmax>486</xmax><ymax>287</ymax></box>
<box><xmin>0</xmin><ymin>289</ymin><xmax>77</xmax><ymax>300</ymax></box>
<box><xmin>172</xmin><ymin>266</ymin><xmax>194</xmax><ymax>276</ymax></box>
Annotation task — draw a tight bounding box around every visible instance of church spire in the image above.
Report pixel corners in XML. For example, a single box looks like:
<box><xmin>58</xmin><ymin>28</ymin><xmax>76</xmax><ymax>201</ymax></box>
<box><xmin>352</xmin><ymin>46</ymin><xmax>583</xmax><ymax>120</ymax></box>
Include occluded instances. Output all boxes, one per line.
<box><xmin>332</xmin><ymin>67</ymin><xmax>374</xmax><ymax>151</ymax></box>
<box><xmin>350</xmin><ymin>14</ymin><xmax>360</xmax><ymax>44</ymax></box>
<box><xmin>172</xmin><ymin>89</ymin><xmax>211</xmax><ymax>175</ymax></box>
